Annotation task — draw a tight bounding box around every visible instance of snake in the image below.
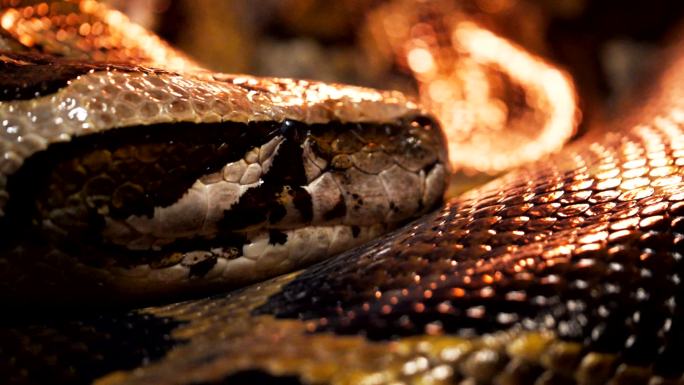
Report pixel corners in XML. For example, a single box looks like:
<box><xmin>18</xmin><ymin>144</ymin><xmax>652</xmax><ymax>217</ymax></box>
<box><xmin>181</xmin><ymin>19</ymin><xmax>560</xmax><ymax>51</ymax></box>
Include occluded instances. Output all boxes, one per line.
<box><xmin>0</xmin><ymin>1</ymin><xmax>682</xmax><ymax>385</ymax></box>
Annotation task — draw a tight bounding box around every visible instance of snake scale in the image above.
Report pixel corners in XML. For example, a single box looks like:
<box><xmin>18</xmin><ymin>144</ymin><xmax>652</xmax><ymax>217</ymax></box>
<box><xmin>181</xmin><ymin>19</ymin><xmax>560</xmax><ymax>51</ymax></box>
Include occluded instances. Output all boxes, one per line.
<box><xmin>0</xmin><ymin>1</ymin><xmax>683</xmax><ymax>385</ymax></box>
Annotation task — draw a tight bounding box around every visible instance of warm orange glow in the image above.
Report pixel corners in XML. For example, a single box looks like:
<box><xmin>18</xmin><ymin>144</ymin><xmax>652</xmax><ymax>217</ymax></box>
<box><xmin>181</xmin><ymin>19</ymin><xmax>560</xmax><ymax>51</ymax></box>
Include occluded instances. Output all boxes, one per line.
<box><xmin>451</xmin><ymin>287</ymin><xmax>465</xmax><ymax>297</ymax></box>
<box><xmin>1</xmin><ymin>8</ymin><xmax>18</xmax><ymax>30</ymax></box>
<box><xmin>447</xmin><ymin>22</ymin><xmax>578</xmax><ymax>172</ymax></box>
<box><xmin>407</xmin><ymin>47</ymin><xmax>436</xmax><ymax>74</ymax></box>
<box><xmin>85</xmin><ymin>1</ymin><xmax>199</xmax><ymax>72</ymax></box>
<box><xmin>366</xmin><ymin>2</ymin><xmax>580</xmax><ymax>174</ymax></box>
<box><xmin>0</xmin><ymin>1</ymin><xmax>200</xmax><ymax>73</ymax></box>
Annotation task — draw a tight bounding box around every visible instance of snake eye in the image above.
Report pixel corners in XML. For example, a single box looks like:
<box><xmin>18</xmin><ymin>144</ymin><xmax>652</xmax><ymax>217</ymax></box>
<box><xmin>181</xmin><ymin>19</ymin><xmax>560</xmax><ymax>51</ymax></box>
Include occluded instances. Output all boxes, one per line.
<box><xmin>280</xmin><ymin>119</ymin><xmax>297</xmax><ymax>135</ymax></box>
<box><xmin>278</xmin><ymin>119</ymin><xmax>308</xmax><ymax>142</ymax></box>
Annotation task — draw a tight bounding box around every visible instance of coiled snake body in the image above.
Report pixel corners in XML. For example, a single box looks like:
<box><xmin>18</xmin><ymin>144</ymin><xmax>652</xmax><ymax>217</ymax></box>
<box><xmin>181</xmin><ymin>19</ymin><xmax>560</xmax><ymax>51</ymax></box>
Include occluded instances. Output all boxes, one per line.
<box><xmin>0</xmin><ymin>2</ymin><xmax>683</xmax><ymax>385</ymax></box>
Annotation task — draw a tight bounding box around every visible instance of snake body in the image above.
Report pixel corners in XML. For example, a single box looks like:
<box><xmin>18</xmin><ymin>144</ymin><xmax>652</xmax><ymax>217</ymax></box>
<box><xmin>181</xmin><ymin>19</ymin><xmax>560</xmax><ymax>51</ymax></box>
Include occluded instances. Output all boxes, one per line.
<box><xmin>1</xmin><ymin>1</ymin><xmax>683</xmax><ymax>385</ymax></box>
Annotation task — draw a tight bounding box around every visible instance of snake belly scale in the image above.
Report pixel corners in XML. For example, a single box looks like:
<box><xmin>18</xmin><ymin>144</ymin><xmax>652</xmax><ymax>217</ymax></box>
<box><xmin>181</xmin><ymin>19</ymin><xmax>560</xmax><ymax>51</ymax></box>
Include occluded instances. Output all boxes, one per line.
<box><xmin>0</xmin><ymin>1</ymin><xmax>683</xmax><ymax>385</ymax></box>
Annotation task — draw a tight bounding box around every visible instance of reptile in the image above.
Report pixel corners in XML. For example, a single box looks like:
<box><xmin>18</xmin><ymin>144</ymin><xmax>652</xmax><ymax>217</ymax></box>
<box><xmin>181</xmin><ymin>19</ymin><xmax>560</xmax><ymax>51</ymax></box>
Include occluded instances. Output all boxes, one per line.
<box><xmin>0</xmin><ymin>1</ymin><xmax>683</xmax><ymax>385</ymax></box>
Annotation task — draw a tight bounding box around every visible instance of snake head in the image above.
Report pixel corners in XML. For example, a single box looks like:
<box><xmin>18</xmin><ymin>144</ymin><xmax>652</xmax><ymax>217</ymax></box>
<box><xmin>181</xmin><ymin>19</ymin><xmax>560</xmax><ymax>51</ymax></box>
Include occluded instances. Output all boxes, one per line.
<box><xmin>0</xmin><ymin>54</ymin><xmax>448</xmax><ymax>305</ymax></box>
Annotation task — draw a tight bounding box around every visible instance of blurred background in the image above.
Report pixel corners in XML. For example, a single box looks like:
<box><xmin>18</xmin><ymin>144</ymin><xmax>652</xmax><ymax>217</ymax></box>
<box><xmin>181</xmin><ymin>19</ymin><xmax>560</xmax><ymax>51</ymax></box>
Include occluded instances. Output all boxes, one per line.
<box><xmin>102</xmin><ymin>0</ymin><xmax>684</xmax><ymax>186</ymax></box>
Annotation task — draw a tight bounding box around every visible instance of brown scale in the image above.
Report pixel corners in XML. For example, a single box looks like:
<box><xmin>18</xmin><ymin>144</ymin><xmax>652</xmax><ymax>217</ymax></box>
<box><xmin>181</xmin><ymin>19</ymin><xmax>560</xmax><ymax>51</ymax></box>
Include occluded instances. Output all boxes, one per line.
<box><xmin>307</xmin><ymin>116</ymin><xmax>444</xmax><ymax>174</ymax></box>
<box><xmin>257</xmin><ymin>126</ymin><xmax>684</xmax><ymax>378</ymax></box>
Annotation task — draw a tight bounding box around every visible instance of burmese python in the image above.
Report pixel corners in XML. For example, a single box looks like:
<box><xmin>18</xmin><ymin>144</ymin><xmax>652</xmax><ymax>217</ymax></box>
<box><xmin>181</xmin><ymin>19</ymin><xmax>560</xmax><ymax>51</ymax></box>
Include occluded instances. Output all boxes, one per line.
<box><xmin>0</xmin><ymin>1</ymin><xmax>683</xmax><ymax>385</ymax></box>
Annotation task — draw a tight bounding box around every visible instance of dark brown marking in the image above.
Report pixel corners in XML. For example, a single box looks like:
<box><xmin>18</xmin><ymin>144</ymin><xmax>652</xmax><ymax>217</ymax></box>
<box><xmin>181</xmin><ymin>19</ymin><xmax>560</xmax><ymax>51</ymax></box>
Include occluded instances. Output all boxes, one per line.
<box><xmin>0</xmin><ymin>51</ymin><xmax>164</xmax><ymax>101</ymax></box>
<box><xmin>323</xmin><ymin>198</ymin><xmax>347</xmax><ymax>221</ymax></box>
<box><xmin>291</xmin><ymin>187</ymin><xmax>313</xmax><ymax>223</ymax></box>
<box><xmin>188</xmin><ymin>256</ymin><xmax>218</xmax><ymax>278</ymax></box>
<box><xmin>268</xmin><ymin>230</ymin><xmax>288</xmax><ymax>245</ymax></box>
<box><xmin>222</xmin><ymin>120</ymin><xmax>310</xmax><ymax>230</ymax></box>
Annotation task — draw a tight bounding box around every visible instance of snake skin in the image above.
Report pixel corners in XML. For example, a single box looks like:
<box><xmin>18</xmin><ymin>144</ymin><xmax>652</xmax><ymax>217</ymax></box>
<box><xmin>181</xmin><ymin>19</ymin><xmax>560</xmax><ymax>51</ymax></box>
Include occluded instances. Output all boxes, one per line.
<box><xmin>1</xmin><ymin>1</ymin><xmax>684</xmax><ymax>385</ymax></box>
